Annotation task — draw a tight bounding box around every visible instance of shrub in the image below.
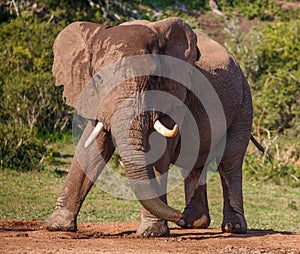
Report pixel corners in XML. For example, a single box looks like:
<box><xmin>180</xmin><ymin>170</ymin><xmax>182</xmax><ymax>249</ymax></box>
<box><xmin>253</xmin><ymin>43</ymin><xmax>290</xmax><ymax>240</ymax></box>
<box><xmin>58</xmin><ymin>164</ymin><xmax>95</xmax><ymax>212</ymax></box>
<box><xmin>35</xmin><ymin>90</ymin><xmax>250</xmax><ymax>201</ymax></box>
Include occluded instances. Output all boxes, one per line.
<box><xmin>225</xmin><ymin>18</ymin><xmax>300</xmax><ymax>186</ymax></box>
<box><xmin>0</xmin><ymin>14</ymin><xmax>73</xmax><ymax>171</ymax></box>
<box><xmin>217</xmin><ymin>0</ymin><xmax>299</xmax><ymax>20</ymax></box>
<box><xmin>243</xmin><ymin>20</ymin><xmax>299</xmax><ymax>134</ymax></box>
<box><xmin>245</xmin><ymin>134</ymin><xmax>300</xmax><ymax>187</ymax></box>
<box><xmin>0</xmin><ymin>122</ymin><xmax>46</xmax><ymax>171</ymax></box>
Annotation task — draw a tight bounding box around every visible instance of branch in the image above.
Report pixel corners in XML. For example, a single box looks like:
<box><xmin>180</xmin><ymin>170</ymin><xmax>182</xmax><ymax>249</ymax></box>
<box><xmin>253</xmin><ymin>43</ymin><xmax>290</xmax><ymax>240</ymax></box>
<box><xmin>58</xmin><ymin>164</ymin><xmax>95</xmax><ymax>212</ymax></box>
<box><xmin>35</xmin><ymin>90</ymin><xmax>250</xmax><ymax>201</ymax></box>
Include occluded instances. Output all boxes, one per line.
<box><xmin>209</xmin><ymin>0</ymin><xmax>227</xmax><ymax>19</ymax></box>
<box><xmin>11</xmin><ymin>0</ymin><xmax>20</xmax><ymax>16</ymax></box>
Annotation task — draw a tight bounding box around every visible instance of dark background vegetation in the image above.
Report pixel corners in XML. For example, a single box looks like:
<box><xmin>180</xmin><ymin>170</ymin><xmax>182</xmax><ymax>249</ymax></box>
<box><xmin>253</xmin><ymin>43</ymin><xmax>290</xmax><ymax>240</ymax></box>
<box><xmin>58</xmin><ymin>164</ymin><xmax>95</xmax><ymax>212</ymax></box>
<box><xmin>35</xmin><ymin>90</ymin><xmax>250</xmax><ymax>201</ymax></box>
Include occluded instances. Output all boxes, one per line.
<box><xmin>0</xmin><ymin>0</ymin><xmax>299</xmax><ymax>187</ymax></box>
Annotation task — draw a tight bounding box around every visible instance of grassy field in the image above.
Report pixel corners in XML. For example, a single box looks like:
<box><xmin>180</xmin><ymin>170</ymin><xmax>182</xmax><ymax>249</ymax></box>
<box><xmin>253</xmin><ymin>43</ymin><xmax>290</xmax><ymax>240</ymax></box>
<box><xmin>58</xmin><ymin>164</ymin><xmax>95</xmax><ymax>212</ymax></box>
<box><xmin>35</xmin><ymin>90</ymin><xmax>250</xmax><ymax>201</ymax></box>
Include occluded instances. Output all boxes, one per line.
<box><xmin>0</xmin><ymin>150</ymin><xmax>299</xmax><ymax>232</ymax></box>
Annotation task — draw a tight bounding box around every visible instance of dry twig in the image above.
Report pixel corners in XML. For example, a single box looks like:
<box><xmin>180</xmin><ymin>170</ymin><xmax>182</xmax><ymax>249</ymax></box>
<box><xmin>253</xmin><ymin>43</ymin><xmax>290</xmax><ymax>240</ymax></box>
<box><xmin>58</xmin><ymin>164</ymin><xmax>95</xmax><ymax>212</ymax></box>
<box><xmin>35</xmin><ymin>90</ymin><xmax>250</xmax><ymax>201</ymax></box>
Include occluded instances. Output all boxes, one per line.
<box><xmin>209</xmin><ymin>0</ymin><xmax>227</xmax><ymax>19</ymax></box>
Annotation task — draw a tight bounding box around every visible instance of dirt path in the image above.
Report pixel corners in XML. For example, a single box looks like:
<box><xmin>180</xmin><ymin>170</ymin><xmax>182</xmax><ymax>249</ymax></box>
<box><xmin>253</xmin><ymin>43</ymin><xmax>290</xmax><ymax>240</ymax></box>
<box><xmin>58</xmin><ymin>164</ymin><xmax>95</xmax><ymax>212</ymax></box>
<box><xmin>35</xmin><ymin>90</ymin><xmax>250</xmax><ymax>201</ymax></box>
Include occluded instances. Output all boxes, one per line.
<box><xmin>0</xmin><ymin>220</ymin><xmax>299</xmax><ymax>253</ymax></box>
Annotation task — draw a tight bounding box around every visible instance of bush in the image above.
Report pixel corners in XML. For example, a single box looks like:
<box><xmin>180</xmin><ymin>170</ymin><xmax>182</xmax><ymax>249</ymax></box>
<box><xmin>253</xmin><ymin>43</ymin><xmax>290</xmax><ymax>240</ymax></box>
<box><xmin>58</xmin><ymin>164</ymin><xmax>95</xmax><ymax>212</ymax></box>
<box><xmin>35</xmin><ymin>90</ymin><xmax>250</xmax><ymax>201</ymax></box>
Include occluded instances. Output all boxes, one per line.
<box><xmin>0</xmin><ymin>122</ymin><xmax>46</xmax><ymax>171</ymax></box>
<box><xmin>0</xmin><ymin>14</ymin><xmax>73</xmax><ymax>171</ymax></box>
<box><xmin>225</xmin><ymin>18</ymin><xmax>300</xmax><ymax>186</ymax></box>
<box><xmin>217</xmin><ymin>0</ymin><xmax>299</xmax><ymax>20</ymax></box>
<box><xmin>245</xmin><ymin>135</ymin><xmax>300</xmax><ymax>187</ymax></box>
<box><xmin>241</xmin><ymin>20</ymin><xmax>299</xmax><ymax>134</ymax></box>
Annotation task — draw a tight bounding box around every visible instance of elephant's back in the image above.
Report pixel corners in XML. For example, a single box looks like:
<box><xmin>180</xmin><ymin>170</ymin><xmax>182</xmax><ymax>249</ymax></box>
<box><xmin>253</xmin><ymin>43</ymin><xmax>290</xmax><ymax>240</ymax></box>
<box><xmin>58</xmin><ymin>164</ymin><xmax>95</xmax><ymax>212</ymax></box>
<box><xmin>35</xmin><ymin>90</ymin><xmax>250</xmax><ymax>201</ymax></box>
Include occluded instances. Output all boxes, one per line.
<box><xmin>193</xmin><ymin>30</ymin><xmax>251</xmax><ymax>127</ymax></box>
<box><xmin>194</xmin><ymin>30</ymin><xmax>231</xmax><ymax>72</ymax></box>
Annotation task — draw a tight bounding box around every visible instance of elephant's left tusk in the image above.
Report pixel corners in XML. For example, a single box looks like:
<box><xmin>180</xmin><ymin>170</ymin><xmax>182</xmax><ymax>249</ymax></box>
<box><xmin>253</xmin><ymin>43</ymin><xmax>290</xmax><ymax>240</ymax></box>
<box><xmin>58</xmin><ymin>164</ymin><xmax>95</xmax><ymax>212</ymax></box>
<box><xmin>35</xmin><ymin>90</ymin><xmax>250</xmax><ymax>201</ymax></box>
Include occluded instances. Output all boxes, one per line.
<box><xmin>154</xmin><ymin>120</ymin><xmax>178</xmax><ymax>138</ymax></box>
<box><xmin>84</xmin><ymin>122</ymin><xmax>104</xmax><ymax>148</ymax></box>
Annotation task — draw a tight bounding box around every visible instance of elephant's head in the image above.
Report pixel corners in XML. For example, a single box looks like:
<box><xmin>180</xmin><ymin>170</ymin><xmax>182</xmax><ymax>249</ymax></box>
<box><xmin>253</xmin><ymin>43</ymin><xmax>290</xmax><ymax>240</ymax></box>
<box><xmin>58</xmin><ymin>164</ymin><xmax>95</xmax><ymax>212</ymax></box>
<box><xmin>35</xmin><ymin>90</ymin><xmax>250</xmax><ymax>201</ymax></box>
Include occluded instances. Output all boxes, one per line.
<box><xmin>52</xmin><ymin>18</ymin><xmax>198</xmax><ymax>224</ymax></box>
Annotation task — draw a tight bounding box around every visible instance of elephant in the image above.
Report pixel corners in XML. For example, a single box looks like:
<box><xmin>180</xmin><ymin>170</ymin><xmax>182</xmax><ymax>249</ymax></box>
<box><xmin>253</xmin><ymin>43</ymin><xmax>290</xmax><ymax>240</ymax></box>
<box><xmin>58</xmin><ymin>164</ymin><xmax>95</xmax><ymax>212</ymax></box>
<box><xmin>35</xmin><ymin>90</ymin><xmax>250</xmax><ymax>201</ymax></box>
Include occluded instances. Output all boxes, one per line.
<box><xmin>44</xmin><ymin>17</ymin><xmax>254</xmax><ymax>237</ymax></box>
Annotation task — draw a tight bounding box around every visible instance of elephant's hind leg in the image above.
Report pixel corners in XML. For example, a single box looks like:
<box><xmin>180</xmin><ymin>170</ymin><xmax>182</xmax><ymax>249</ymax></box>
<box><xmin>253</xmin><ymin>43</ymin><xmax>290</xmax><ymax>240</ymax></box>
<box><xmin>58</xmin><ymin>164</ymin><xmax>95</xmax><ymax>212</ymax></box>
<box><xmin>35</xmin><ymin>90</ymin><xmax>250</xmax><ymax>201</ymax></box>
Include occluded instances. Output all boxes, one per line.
<box><xmin>182</xmin><ymin>168</ymin><xmax>210</xmax><ymax>229</ymax></box>
<box><xmin>217</xmin><ymin>119</ymin><xmax>251</xmax><ymax>234</ymax></box>
<box><xmin>218</xmin><ymin>158</ymin><xmax>247</xmax><ymax>234</ymax></box>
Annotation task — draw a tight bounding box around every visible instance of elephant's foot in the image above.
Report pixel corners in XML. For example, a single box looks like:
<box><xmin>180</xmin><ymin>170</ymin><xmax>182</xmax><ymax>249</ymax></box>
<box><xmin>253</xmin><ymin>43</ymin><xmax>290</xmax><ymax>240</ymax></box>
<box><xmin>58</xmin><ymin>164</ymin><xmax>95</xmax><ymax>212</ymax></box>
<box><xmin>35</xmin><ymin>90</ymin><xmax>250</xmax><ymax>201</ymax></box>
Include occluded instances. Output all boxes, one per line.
<box><xmin>136</xmin><ymin>218</ymin><xmax>170</xmax><ymax>237</ymax></box>
<box><xmin>222</xmin><ymin>212</ymin><xmax>247</xmax><ymax>234</ymax></box>
<box><xmin>182</xmin><ymin>207</ymin><xmax>210</xmax><ymax>229</ymax></box>
<box><xmin>44</xmin><ymin>208</ymin><xmax>77</xmax><ymax>232</ymax></box>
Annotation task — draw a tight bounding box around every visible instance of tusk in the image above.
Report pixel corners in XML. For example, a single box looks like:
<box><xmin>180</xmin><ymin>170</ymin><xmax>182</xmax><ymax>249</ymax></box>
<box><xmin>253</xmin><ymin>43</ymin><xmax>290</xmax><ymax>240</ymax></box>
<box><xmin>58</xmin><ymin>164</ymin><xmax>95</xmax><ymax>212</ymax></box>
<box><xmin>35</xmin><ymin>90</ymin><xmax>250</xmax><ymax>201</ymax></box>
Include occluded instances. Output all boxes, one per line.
<box><xmin>154</xmin><ymin>120</ymin><xmax>178</xmax><ymax>138</ymax></box>
<box><xmin>84</xmin><ymin>122</ymin><xmax>104</xmax><ymax>148</ymax></box>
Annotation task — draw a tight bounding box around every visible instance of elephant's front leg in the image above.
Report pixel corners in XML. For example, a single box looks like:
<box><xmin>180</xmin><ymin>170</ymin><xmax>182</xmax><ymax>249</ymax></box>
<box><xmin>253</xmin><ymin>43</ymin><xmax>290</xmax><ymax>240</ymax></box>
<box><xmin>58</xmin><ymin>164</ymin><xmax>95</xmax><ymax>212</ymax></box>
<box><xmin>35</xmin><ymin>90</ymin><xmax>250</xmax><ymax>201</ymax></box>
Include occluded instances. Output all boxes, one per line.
<box><xmin>136</xmin><ymin>167</ymin><xmax>170</xmax><ymax>237</ymax></box>
<box><xmin>44</xmin><ymin>126</ymin><xmax>114</xmax><ymax>232</ymax></box>
<box><xmin>182</xmin><ymin>168</ymin><xmax>210</xmax><ymax>228</ymax></box>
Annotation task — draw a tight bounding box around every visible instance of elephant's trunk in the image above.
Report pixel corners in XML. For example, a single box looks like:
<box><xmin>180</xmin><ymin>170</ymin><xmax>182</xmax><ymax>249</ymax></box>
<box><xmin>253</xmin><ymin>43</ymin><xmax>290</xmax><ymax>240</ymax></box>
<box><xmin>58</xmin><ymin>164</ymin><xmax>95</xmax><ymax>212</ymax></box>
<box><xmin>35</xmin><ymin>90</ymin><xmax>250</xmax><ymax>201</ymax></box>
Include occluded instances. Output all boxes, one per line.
<box><xmin>111</xmin><ymin>110</ymin><xmax>184</xmax><ymax>224</ymax></box>
<box><xmin>123</xmin><ymin>155</ymin><xmax>183</xmax><ymax>223</ymax></box>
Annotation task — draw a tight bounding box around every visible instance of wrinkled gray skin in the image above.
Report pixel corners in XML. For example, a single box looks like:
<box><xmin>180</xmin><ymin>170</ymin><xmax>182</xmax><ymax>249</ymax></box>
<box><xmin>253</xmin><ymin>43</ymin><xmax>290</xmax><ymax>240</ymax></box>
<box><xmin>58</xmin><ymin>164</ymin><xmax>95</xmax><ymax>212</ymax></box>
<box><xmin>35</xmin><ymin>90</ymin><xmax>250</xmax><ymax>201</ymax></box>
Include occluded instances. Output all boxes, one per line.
<box><xmin>45</xmin><ymin>18</ymin><xmax>252</xmax><ymax>237</ymax></box>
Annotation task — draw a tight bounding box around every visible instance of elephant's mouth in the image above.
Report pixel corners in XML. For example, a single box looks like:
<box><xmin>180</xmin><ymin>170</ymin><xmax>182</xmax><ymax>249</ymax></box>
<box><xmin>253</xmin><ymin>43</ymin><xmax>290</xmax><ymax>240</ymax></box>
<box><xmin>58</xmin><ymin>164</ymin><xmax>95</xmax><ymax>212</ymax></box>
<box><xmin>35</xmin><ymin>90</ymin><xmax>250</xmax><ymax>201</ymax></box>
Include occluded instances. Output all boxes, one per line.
<box><xmin>84</xmin><ymin>118</ymin><xmax>178</xmax><ymax>148</ymax></box>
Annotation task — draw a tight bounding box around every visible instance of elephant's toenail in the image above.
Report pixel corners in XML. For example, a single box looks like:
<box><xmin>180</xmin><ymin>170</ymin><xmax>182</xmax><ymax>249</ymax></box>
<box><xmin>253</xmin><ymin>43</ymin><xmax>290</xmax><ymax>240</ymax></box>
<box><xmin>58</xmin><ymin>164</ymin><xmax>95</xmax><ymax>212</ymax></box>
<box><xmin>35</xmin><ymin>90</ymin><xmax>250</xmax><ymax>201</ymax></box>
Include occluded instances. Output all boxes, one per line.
<box><xmin>225</xmin><ymin>223</ymin><xmax>233</xmax><ymax>232</ymax></box>
<box><xmin>235</xmin><ymin>224</ymin><xmax>241</xmax><ymax>229</ymax></box>
<box><xmin>177</xmin><ymin>219</ymin><xmax>185</xmax><ymax>227</ymax></box>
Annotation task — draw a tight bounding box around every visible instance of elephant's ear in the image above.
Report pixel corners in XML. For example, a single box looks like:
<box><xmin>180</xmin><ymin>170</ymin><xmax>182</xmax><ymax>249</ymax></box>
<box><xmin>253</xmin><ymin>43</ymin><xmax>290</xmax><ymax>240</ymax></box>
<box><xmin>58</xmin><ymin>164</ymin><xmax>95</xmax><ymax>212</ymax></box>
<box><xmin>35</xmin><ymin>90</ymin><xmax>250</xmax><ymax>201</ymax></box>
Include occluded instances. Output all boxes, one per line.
<box><xmin>148</xmin><ymin>18</ymin><xmax>198</xmax><ymax>64</ymax></box>
<box><xmin>52</xmin><ymin>21</ymin><xmax>106</xmax><ymax>108</ymax></box>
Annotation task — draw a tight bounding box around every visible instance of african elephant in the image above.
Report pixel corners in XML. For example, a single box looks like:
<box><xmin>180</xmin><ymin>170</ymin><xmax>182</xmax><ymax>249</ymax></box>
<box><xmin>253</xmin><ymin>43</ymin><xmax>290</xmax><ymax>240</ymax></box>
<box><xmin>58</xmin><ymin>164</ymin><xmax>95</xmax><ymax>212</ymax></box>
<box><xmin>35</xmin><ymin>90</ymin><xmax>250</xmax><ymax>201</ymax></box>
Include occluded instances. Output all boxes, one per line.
<box><xmin>44</xmin><ymin>17</ymin><xmax>253</xmax><ymax>236</ymax></box>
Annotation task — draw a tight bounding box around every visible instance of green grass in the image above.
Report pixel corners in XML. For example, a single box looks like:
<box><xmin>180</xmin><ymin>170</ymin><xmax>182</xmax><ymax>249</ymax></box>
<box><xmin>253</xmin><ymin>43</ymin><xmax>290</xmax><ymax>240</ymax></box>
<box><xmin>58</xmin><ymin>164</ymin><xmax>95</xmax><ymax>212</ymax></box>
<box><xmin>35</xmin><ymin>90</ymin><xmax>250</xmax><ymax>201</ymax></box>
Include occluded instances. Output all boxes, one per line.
<box><xmin>207</xmin><ymin>174</ymin><xmax>300</xmax><ymax>232</ymax></box>
<box><xmin>1</xmin><ymin>165</ymin><xmax>299</xmax><ymax>232</ymax></box>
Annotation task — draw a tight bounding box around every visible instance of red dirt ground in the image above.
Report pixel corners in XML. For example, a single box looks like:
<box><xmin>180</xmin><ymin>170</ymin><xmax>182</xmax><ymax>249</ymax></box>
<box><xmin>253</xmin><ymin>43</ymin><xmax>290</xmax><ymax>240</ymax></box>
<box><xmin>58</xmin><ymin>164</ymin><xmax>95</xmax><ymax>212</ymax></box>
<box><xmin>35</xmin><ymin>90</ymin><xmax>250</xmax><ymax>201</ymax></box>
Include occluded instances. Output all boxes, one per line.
<box><xmin>1</xmin><ymin>220</ymin><xmax>299</xmax><ymax>253</ymax></box>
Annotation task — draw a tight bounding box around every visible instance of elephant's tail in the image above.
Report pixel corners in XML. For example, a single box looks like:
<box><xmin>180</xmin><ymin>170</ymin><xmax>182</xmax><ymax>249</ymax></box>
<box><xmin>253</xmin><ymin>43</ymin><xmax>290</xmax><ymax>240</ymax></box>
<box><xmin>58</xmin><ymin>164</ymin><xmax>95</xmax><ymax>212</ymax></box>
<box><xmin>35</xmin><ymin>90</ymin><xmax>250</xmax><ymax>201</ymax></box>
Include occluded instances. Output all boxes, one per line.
<box><xmin>250</xmin><ymin>134</ymin><xmax>273</xmax><ymax>163</ymax></box>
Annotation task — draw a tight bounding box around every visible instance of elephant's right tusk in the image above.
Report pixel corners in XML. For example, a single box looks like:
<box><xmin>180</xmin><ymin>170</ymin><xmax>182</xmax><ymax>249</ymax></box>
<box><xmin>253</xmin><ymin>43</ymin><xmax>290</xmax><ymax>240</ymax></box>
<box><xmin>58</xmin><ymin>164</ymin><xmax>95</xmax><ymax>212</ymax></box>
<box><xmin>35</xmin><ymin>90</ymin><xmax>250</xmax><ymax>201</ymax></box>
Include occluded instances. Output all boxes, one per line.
<box><xmin>154</xmin><ymin>120</ymin><xmax>178</xmax><ymax>138</ymax></box>
<box><xmin>84</xmin><ymin>122</ymin><xmax>104</xmax><ymax>148</ymax></box>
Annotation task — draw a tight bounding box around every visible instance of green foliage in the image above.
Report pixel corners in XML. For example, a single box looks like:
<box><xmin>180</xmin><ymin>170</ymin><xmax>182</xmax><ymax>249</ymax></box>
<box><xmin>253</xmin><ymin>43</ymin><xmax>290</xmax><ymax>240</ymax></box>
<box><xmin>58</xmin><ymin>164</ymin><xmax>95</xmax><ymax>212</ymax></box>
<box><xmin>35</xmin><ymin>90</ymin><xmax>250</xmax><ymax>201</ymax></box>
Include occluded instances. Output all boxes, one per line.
<box><xmin>142</xmin><ymin>0</ymin><xmax>208</xmax><ymax>11</ymax></box>
<box><xmin>0</xmin><ymin>122</ymin><xmax>46</xmax><ymax>171</ymax></box>
<box><xmin>217</xmin><ymin>0</ymin><xmax>299</xmax><ymax>20</ymax></box>
<box><xmin>226</xmin><ymin>18</ymin><xmax>300</xmax><ymax>186</ymax></box>
<box><xmin>234</xmin><ymin>20</ymin><xmax>300</xmax><ymax>134</ymax></box>
<box><xmin>245</xmin><ymin>145</ymin><xmax>300</xmax><ymax>188</ymax></box>
<box><xmin>0</xmin><ymin>14</ymin><xmax>72</xmax><ymax>170</ymax></box>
